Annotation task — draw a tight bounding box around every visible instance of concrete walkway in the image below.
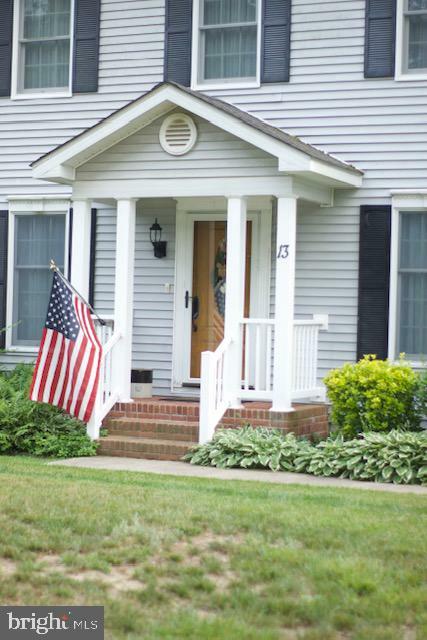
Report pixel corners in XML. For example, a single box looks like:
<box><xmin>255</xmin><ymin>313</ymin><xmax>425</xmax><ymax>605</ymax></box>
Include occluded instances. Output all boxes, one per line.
<box><xmin>50</xmin><ymin>456</ymin><xmax>427</xmax><ymax>495</ymax></box>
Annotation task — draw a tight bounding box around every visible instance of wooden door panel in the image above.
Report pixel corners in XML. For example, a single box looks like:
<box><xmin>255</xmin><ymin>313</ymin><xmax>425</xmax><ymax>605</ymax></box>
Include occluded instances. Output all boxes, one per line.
<box><xmin>190</xmin><ymin>220</ymin><xmax>251</xmax><ymax>378</ymax></box>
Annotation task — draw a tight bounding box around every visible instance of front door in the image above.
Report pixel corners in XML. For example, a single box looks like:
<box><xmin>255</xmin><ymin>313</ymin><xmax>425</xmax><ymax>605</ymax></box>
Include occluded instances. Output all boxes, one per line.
<box><xmin>190</xmin><ymin>220</ymin><xmax>252</xmax><ymax>378</ymax></box>
<box><xmin>173</xmin><ymin>207</ymin><xmax>271</xmax><ymax>390</ymax></box>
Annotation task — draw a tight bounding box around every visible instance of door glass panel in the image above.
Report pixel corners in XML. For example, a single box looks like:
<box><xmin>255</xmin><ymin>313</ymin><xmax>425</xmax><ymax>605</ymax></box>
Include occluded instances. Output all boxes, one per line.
<box><xmin>190</xmin><ymin>220</ymin><xmax>251</xmax><ymax>378</ymax></box>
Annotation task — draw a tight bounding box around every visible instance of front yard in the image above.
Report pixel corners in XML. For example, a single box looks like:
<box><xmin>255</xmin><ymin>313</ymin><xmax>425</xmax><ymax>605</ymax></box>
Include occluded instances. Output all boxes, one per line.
<box><xmin>0</xmin><ymin>456</ymin><xmax>425</xmax><ymax>640</ymax></box>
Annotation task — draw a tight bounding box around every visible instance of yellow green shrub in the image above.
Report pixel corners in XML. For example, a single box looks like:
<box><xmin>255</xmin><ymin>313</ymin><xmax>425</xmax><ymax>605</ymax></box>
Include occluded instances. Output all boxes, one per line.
<box><xmin>324</xmin><ymin>355</ymin><xmax>421</xmax><ymax>438</ymax></box>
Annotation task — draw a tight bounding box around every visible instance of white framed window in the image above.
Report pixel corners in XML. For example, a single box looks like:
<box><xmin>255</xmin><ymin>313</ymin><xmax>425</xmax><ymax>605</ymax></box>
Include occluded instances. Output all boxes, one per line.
<box><xmin>6</xmin><ymin>200</ymin><xmax>69</xmax><ymax>350</ymax></box>
<box><xmin>191</xmin><ymin>0</ymin><xmax>261</xmax><ymax>90</ymax></box>
<box><xmin>11</xmin><ymin>0</ymin><xmax>74</xmax><ymax>99</ymax></box>
<box><xmin>396</xmin><ymin>0</ymin><xmax>427</xmax><ymax>79</ymax></box>
<box><xmin>389</xmin><ymin>194</ymin><xmax>427</xmax><ymax>364</ymax></box>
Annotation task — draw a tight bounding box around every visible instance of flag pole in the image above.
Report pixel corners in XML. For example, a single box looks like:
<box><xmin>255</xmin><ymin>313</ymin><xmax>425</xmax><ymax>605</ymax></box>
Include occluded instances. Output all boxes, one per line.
<box><xmin>50</xmin><ymin>260</ymin><xmax>106</xmax><ymax>326</ymax></box>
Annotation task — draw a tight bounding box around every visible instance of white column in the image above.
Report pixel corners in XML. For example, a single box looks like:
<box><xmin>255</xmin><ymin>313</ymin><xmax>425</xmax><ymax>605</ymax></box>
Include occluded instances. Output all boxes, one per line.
<box><xmin>272</xmin><ymin>197</ymin><xmax>297</xmax><ymax>412</ymax></box>
<box><xmin>224</xmin><ymin>197</ymin><xmax>247</xmax><ymax>407</ymax></box>
<box><xmin>70</xmin><ymin>198</ymin><xmax>92</xmax><ymax>299</ymax></box>
<box><xmin>111</xmin><ymin>198</ymin><xmax>137</xmax><ymax>402</ymax></box>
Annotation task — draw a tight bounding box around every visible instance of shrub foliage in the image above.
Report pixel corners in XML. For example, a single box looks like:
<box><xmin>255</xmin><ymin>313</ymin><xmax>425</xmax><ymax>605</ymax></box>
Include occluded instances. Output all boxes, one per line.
<box><xmin>184</xmin><ymin>427</ymin><xmax>427</xmax><ymax>485</ymax></box>
<box><xmin>0</xmin><ymin>364</ymin><xmax>97</xmax><ymax>458</ymax></box>
<box><xmin>324</xmin><ymin>355</ymin><xmax>421</xmax><ymax>438</ymax></box>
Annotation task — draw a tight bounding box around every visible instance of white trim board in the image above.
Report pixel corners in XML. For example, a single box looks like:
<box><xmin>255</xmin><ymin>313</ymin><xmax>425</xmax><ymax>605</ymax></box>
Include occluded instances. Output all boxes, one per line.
<box><xmin>190</xmin><ymin>0</ymin><xmax>262</xmax><ymax>91</ymax></box>
<box><xmin>172</xmin><ymin>203</ymin><xmax>272</xmax><ymax>390</ymax></box>
<box><xmin>388</xmin><ymin>195</ymin><xmax>427</xmax><ymax>365</ymax></box>
<box><xmin>31</xmin><ymin>84</ymin><xmax>362</xmax><ymax>189</ymax></box>
<box><xmin>5</xmin><ymin>203</ymin><xmax>70</xmax><ymax>350</ymax></box>
<box><xmin>11</xmin><ymin>0</ymin><xmax>75</xmax><ymax>100</ymax></box>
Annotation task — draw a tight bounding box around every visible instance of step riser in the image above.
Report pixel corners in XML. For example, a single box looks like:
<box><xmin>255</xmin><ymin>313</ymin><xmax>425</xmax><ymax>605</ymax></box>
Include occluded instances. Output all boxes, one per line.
<box><xmin>97</xmin><ymin>449</ymin><xmax>187</xmax><ymax>461</ymax></box>
<box><xmin>98</xmin><ymin>443</ymin><xmax>193</xmax><ymax>460</ymax></box>
<box><xmin>109</xmin><ymin>411</ymin><xmax>199</xmax><ymax>422</ymax></box>
<box><xmin>106</xmin><ymin>428</ymin><xmax>198</xmax><ymax>442</ymax></box>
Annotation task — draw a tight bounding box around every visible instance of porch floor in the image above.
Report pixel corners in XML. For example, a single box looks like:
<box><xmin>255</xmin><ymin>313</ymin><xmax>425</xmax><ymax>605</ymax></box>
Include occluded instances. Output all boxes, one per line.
<box><xmin>98</xmin><ymin>398</ymin><xmax>329</xmax><ymax>461</ymax></box>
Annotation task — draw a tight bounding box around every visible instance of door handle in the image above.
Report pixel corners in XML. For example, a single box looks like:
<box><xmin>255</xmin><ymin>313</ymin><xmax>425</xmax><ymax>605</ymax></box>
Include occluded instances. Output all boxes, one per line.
<box><xmin>185</xmin><ymin>290</ymin><xmax>190</xmax><ymax>308</ymax></box>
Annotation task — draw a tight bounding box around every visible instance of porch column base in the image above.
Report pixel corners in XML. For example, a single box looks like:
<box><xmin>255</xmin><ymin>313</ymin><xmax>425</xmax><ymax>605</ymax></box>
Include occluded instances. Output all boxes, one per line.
<box><xmin>270</xmin><ymin>404</ymin><xmax>295</xmax><ymax>413</ymax></box>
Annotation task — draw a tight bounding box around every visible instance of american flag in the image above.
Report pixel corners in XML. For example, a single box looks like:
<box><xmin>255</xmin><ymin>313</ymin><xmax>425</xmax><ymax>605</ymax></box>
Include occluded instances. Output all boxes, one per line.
<box><xmin>29</xmin><ymin>272</ymin><xmax>102</xmax><ymax>423</ymax></box>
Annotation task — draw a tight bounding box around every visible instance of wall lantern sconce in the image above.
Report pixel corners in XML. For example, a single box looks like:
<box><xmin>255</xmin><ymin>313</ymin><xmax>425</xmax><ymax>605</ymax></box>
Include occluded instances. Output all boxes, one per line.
<box><xmin>150</xmin><ymin>218</ymin><xmax>167</xmax><ymax>258</ymax></box>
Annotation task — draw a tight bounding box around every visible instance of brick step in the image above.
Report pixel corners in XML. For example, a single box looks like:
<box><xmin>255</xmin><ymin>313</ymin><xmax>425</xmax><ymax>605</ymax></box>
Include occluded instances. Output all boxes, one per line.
<box><xmin>104</xmin><ymin>417</ymin><xmax>199</xmax><ymax>441</ymax></box>
<box><xmin>97</xmin><ymin>435</ymin><xmax>197</xmax><ymax>461</ymax></box>
<box><xmin>109</xmin><ymin>402</ymin><xmax>200</xmax><ymax>421</ymax></box>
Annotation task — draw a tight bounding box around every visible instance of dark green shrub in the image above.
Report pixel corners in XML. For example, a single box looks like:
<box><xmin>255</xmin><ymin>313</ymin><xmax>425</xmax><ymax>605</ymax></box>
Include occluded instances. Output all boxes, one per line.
<box><xmin>324</xmin><ymin>355</ymin><xmax>421</xmax><ymax>438</ymax></box>
<box><xmin>185</xmin><ymin>427</ymin><xmax>427</xmax><ymax>485</ymax></box>
<box><xmin>0</xmin><ymin>364</ymin><xmax>97</xmax><ymax>458</ymax></box>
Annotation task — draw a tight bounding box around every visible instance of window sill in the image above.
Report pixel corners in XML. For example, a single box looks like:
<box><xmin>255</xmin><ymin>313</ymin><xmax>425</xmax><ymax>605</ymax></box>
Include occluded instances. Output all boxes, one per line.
<box><xmin>394</xmin><ymin>73</ymin><xmax>427</xmax><ymax>82</ymax></box>
<box><xmin>5</xmin><ymin>346</ymin><xmax>39</xmax><ymax>353</ymax></box>
<box><xmin>191</xmin><ymin>80</ymin><xmax>260</xmax><ymax>91</ymax></box>
<box><xmin>10</xmin><ymin>90</ymin><xmax>72</xmax><ymax>101</ymax></box>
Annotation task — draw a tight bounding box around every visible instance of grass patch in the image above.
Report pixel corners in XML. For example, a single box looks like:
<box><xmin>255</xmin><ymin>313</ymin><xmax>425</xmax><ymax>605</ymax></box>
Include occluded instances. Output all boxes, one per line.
<box><xmin>0</xmin><ymin>456</ymin><xmax>426</xmax><ymax>639</ymax></box>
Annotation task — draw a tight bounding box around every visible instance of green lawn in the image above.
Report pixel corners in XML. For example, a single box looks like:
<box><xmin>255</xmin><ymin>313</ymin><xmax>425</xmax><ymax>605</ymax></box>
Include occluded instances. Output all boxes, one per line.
<box><xmin>0</xmin><ymin>457</ymin><xmax>425</xmax><ymax>640</ymax></box>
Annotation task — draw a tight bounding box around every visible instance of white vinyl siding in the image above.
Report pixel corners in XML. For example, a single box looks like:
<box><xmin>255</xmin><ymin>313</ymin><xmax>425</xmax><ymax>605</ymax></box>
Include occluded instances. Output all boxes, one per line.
<box><xmin>1</xmin><ymin>0</ymin><xmax>427</xmax><ymax>384</ymax></box>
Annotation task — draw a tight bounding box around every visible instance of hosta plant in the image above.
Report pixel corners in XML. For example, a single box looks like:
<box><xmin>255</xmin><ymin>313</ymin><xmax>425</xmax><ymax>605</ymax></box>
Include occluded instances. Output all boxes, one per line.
<box><xmin>184</xmin><ymin>426</ymin><xmax>311</xmax><ymax>472</ymax></box>
<box><xmin>185</xmin><ymin>427</ymin><xmax>427</xmax><ymax>485</ymax></box>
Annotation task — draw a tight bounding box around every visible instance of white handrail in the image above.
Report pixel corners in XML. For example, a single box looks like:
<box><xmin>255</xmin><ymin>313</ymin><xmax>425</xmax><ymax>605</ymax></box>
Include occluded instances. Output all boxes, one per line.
<box><xmin>199</xmin><ymin>336</ymin><xmax>232</xmax><ymax>444</ymax></box>
<box><xmin>86</xmin><ymin>317</ymin><xmax>122</xmax><ymax>440</ymax></box>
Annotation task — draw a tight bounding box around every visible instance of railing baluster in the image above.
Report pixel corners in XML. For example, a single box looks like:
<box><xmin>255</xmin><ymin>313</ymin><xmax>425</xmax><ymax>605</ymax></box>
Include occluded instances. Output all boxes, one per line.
<box><xmin>266</xmin><ymin>324</ymin><xmax>272</xmax><ymax>391</ymax></box>
<box><xmin>255</xmin><ymin>324</ymin><xmax>261</xmax><ymax>391</ymax></box>
<box><xmin>244</xmin><ymin>324</ymin><xmax>250</xmax><ymax>391</ymax></box>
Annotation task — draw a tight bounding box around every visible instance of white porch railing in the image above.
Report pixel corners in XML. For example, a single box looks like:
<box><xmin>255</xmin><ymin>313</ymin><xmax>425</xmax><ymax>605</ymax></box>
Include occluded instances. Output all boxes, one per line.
<box><xmin>198</xmin><ymin>315</ymin><xmax>328</xmax><ymax>443</ymax></box>
<box><xmin>86</xmin><ymin>316</ymin><xmax>122</xmax><ymax>440</ymax></box>
<box><xmin>199</xmin><ymin>336</ymin><xmax>232</xmax><ymax>444</ymax></box>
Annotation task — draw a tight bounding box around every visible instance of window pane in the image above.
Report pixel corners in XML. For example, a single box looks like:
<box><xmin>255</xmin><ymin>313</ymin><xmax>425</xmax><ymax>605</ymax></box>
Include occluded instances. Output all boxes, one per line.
<box><xmin>203</xmin><ymin>0</ymin><xmax>257</xmax><ymax>25</ymax></box>
<box><xmin>23</xmin><ymin>0</ymin><xmax>71</xmax><ymax>39</ymax></box>
<box><xmin>408</xmin><ymin>14</ymin><xmax>427</xmax><ymax>69</ymax></box>
<box><xmin>204</xmin><ymin>26</ymin><xmax>257</xmax><ymax>79</ymax></box>
<box><xmin>13</xmin><ymin>215</ymin><xmax>65</xmax><ymax>344</ymax></box>
<box><xmin>23</xmin><ymin>39</ymin><xmax>70</xmax><ymax>89</ymax></box>
<box><xmin>399</xmin><ymin>272</ymin><xmax>427</xmax><ymax>357</ymax></box>
<box><xmin>408</xmin><ymin>0</ymin><xmax>427</xmax><ymax>10</ymax></box>
<box><xmin>399</xmin><ymin>212</ymin><xmax>427</xmax><ymax>269</ymax></box>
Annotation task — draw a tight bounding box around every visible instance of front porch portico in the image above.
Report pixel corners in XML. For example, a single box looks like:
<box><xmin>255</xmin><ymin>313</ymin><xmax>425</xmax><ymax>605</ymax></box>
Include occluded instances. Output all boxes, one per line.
<box><xmin>30</xmin><ymin>82</ymin><xmax>363</xmax><ymax>444</ymax></box>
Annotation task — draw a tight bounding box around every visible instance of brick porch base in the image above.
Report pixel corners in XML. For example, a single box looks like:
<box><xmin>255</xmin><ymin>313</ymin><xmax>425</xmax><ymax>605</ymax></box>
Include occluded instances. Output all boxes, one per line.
<box><xmin>98</xmin><ymin>398</ymin><xmax>329</xmax><ymax>461</ymax></box>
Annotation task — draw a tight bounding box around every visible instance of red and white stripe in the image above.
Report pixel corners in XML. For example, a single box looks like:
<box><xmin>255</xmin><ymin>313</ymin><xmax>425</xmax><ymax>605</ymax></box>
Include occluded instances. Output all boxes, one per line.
<box><xmin>29</xmin><ymin>294</ymin><xmax>102</xmax><ymax>423</ymax></box>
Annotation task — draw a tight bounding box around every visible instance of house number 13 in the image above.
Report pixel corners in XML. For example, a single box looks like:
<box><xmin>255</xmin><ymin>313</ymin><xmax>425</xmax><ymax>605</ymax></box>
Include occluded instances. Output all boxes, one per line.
<box><xmin>277</xmin><ymin>244</ymin><xmax>290</xmax><ymax>259</ymax></box>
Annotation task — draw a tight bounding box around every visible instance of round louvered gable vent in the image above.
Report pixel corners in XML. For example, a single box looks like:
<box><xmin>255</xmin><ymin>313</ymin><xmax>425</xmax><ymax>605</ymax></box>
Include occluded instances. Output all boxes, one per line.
<box><xmin>159</xmin><ymin>113</ymin><xmax>197</xmax><ymax>156</ymax></box>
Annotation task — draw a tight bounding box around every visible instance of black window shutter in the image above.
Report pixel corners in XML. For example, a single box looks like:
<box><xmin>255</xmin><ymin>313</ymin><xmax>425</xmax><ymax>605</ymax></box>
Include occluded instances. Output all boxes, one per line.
<box><xmin>164</xmin><ymin>0</ymin><xmax>192</xmax><ymax>86</ymax></box>
<box><xmin>72</xmin><ymin>0</ymin><xmax>101</xmax><ymax>93</ymax></box>
<box><xmin>0</xmin><ymin>0</ymin><xmax>13</xmax><ymax>97</ymax></box>
<box><xmin>0</xmin><ymin>211</ymin><xmax>8</xmax><ymax>349</ymax></box>
<box><xmin>364</xmin><ymin>0</ymin><xmax>396</xmax><ymax>78</ymax></box>
<box><xmin>89</xmin><ymin>209</ymin><xmax>97</xmax><ymax>308</ymax></box>
<box><xmin>262</xmin><ymin>0</ymin><xmax>292</xmax><ymax>83</ymax></box>
<box><xmin>357</xmin><ymin>205</ymin><xmax>391</xmax><ymax>360</ymax></box>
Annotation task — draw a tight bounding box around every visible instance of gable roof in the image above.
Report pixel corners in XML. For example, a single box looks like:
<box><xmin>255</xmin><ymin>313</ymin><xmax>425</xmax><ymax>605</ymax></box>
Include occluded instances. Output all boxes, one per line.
<box><xmin>31</xmin><ymin>82</ymin><xmax>363</xmax><ymax>187</ymax></box>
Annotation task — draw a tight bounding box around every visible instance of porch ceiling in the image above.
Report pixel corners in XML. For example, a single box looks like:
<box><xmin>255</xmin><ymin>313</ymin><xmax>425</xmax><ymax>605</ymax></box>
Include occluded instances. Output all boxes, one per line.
<box><xmin>31</xmin><ymin>82</ymin><xmax>363</xmax><ymax>191</ymax></box>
